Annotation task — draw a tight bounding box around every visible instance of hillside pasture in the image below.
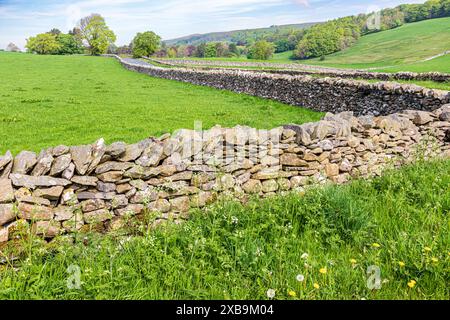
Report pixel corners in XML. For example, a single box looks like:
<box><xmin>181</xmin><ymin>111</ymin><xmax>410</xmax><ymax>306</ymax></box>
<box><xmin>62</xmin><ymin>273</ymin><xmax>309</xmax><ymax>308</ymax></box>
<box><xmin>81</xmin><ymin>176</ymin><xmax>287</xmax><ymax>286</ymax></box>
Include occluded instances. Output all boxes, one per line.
<box><xmin>0</xmin><ymin>52</ymin><xmax>321</xmax><ymax>154</ymax></box>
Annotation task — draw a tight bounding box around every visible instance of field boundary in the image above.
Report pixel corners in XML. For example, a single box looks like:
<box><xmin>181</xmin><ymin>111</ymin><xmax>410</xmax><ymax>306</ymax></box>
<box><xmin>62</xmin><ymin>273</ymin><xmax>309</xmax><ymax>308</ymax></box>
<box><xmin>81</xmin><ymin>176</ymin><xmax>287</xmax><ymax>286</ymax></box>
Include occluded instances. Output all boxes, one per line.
<box><xmin>111</xmin><ymin>55</ymin><xmax>449</xmax><ymax>116</ymax></box>
<box><xmin>147</xmin><ymin>57</ymin><xmax>450</xmax><ymax>83</ymax></box>
<box><xmin>1</xmin><ymin>105</ymin><xmax>449</xmax><ymax>243</ymax></box>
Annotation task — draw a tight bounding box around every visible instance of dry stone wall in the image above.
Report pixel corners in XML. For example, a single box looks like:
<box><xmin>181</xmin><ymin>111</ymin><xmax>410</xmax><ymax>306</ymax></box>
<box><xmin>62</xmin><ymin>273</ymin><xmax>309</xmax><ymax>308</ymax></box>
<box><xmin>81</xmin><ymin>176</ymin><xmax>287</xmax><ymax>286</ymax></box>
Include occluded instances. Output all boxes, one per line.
<box><xmin>1</xmin><ymin>105</ymin><xmax>450</xmax><ymax>243</ymax></box>
<box><xmin>114</xmin><ymin>56</ymin><xmax>449</xmax><ymax>116</ymax></box>
<box><xmin>149</xmin><ymin>58</ymin><xmax>450</xmax><ymax>83</ymax></box>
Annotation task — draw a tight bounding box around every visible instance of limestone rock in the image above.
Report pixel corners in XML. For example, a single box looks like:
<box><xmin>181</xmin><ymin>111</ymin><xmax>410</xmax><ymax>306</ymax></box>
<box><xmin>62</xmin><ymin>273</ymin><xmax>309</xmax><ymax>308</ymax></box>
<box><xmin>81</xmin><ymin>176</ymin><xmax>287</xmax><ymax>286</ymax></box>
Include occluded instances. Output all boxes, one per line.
<box><xmin>32</xmin><ymin>220</ymin><xmax>61</xmax><ymax>238</ymax></box>
<box><xmin>97</xmin><ymin>171</ymin><xmax>123</xmax><ymax>182</ymax></box>
<box><xmin>115</xmin><ymin>204</ymin><xmax>144</xmax><ymax>216</ymax></box>
<box><xmin>136</xmin><ymin>143</ymin><xmax>164</xmax><ymax>167</ymax></box>
<box><xmin>118</xmin><ymin>143</ymin><xmax>144</xmax><ymax>162</ymax></box>
<box><xmin>242</xmin><ymin>179</ymin><xmax>262</xmax><ymax>194</ymax></box>
<box><xmin>262</xmin><ymin>179</ymin><xmax>278</xmax><ymax>193</ymax></box>
<box><xmin>10</xmin><ymin>174</ymin><xmax>71</xmax><ymax>189</ymax></box>
<box><xmin>12</xmin><ymin>151</ymin><xmax>37</xmax><ymax>174</ymax></box>
<box><xmin>52</xmin><ymin>145</ymin><xmax>69</xmax><ymax>157</ymax></box>
<box><xmin>18</xmin><ymin>203</ymin><xmax>54</xmax><ymax>220</ymax></box>
<box><xmin>0</xmin><ymin>227</ymin><xmax>8</xmax><ymax>243</ymax></box>
<box><xmin>87</xmin><ymin>138</ymin><xmax>106</xmax><ymax>173</ymax></box>
<box><xmin>124</xmin><ymin>166</ymin><xmax>159</xmax><ymax>180</ymax></box>
<box><xmin>170</xmin><ymin>196</ymin><xmax>190</xmax><ymax>212</ymax></box>
<box><xmin>318</xmin><ymin>139</ymin><xmax>334</xmax><ymax>151</ymax></box>
<box><xmin>219</xmin><ymin>174</ymin><xmax>235</xmax><ymax>190</ymax></box>
<box><xmin>290</xmin><ymin>176</ymin><xmax>308</xmax><ymax>188</ymax></box>
<box><xmin>81</xmin><ymin>199</ymin><xmax>106</xmax><ymax>213</ymax></box>
<box><xmin>111</xmin><ymin>194</ymin><xmax>128</xmax><ymax>209</ymax></box>
<box><xmin>76</xmin><ymin>192</ymin><xmax>115</xmax><ymax>201</ymax></box>
<box><xmin>190</xmin><ymin>191</ymin><xmax>215</xmax><ymax>208</ymax></box>
<box><xmin>95</xmin><ymin>161</ymin><xmax>133</xmax><ymax>174</ymax></box>
<box><xmin>54</xmin><ymin>206</ymin><xmax>76</xmax><ymax>221</ymax></box>
<box><xmin>0</xmin><ymin>179</ymin><xmax>14</xmax><ymax>203</ymax></box>
<box><xmin>325</xmin><ymin>163</ymin><xmax>339</xmax><ymax>177</ymax></box>
<box><xmin>148</xmin><ymin>199</ymin><xmax>171</xmax><ymax>213</ymax></box>
<box><xmin>84</xmin><ymin>209</ymin><xmax>112</xmax><ymax>224</ymax></box>
<box><xmin>31</xmin><ymin>150</ymin><xmax>54</xmax><ymax>176</ymax></box>
<box><xmin>71</xmin><ymin>175</ymin><xmax>98</xmax><ymax>186</ymax></box>
<box><xmin>130</xmin><ymin>190</ymin><xmax>158</xmax><ymax>204</ymax></box>
<box><xmin>70</xmin><ymin>145</ymin><xmax>92</xmax><ymax>175</ymax></box>
<box><xmin>0</xmin><ymin>151</ymin><xmax>13</xmax><ymax>171</ymax></box>
<box><xmin>62</xmin><ymin>163</ymin><xmax>76</xmax><ymax>180</ymax></box>
<box><xmin>340</xmin><ymin>159</ymin><xmax>353</xmax><ymax>172</ymax></box>
<box><xmin>18</xmin><ymin>196</ymin><xmax>51</xmax><ymax>206</ymax></box>
<box><xmin>0</xmin><ymin>204</ymin><xmax>15</xmax><ymax>226</ymax></box>
<box><xmin>97</xmin><ymin>181</ymin><xmax>116</xmax><ymax>193</ymax></box>
<box><xmin>105</xmin><ymin>142</ymin><xmax>127</xmax><ymax>158</ymax></box>
<box><xmin>50</xmin><ymin>154</ymin><xmax>72</xmax><ymax>176</ymax></box>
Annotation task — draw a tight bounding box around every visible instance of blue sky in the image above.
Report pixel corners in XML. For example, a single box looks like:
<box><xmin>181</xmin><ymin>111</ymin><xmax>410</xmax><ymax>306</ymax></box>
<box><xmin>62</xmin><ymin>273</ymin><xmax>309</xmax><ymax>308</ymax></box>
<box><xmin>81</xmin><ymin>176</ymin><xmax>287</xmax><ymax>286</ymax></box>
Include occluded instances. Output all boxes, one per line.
<box><xmin>0</xmin><ymin>0</ymin><xmax>426</xmax><ymax>49</ymax></box>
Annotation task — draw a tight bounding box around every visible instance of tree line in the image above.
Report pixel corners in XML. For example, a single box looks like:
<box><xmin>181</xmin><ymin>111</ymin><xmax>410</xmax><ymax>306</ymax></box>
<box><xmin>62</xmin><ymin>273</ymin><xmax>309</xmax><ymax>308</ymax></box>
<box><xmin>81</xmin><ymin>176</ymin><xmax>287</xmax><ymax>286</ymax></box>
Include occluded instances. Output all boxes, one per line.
<box><xmin>293</xmin><ymin>0</ymin><xmax>450</xmax><ymax>59</ymax></box>
<box><xmin>21</xmin><ymin>0</ymin><xmax>449</xmax><ymax>60</ymax></box>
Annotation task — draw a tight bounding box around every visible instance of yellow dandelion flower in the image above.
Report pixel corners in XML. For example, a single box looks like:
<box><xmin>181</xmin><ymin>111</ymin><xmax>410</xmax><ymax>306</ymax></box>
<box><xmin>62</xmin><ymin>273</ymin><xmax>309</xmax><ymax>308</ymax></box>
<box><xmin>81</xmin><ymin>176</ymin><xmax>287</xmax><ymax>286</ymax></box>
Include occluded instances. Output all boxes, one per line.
<box><xmin>350</xmin><ymin>259</ymin><xmax>357</xmax><ymax>264</ymax></box>
<box><xmin>288</xmin><ymin>290</ymin><xmax>297</xmax><ymax>297</ymax></box>
<box><xmin>319</xmin><ymin>267</ymin><xmax>327</xmax><ymax>274</ymax></box>
<box><xmin>313</xmin><ymin>283</ymin><xmax>320</xmax><ymax>289</ymax></box>
<box><xmin>424</xmin><ymin>247</ymin><xmax>432</xmax><ymax>252</ymax></box>
<box><xmin>407</xmin><ymin>280</ymin><xmax>417</xmax><ymax>289</ymax></box>
<box><xmin>431</xmin><ymin>257</ymin><xmax>439</xmax><ymax>263</ymax></box>
<box><xmin>398</xmin><ymin>261</ymin><xmax>405</xmax><ymax>268</ymax></box>
<box><xmin>372</xmin><ymin>243</ymin><xmax>381</xmax><ymax>248</ymax></box>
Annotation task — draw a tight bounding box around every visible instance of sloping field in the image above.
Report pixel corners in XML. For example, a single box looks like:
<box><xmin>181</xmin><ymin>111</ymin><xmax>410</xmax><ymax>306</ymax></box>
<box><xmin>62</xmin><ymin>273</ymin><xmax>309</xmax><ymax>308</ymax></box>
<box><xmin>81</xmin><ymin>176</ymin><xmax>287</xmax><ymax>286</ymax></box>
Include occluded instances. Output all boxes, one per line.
<box><xmin>302</xmin><ymin>18</ymin><xmax>450</xmax><ymax>70</ymax></box>
<box><xmin>375</xmin><ymin>54</ymin><xmax>450</xmax><ymax>73</ymax></box>
<box><xmin>0</xmin><ymin>52</ymin><xmax>320</xmax><ymax>154</ymax></box>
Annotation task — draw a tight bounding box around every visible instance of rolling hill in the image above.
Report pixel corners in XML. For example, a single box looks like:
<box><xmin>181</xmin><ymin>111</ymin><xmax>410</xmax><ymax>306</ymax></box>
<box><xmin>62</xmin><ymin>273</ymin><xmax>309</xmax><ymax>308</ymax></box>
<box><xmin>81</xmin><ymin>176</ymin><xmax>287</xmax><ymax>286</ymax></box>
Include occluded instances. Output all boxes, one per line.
<box><xmin>164</xmin><ymin>22</ymin><xmax>318</xmax><ymax>45</ymax></box>
<box><xmin>301</xmin><ymin>17</ymin><xmax>450</xmax><ymax>70</ymax></box>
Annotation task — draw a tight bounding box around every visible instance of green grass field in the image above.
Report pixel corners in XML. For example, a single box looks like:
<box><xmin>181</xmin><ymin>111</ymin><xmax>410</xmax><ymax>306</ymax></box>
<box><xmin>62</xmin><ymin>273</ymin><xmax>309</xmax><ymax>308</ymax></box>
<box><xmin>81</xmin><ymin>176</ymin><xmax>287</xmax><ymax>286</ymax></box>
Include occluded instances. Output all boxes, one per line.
<box><xmin>302</xmin><ymin>18</ymin><xmax>450</xmax><ymax>71</ymax></box>
<box><xmin>1</xmin><ymin>160</ymin><xmax>448</xmax><ymax>299</ymax></box>
<box><xmin>375</xmin><ymin>55</ymin><xmax>450</xmax><ymax>73</ymax></box>
<box><xmin>0</xmin><ymin>52</ymin><xmax>321</xmax><ymax>154</ymax></box>
<box><xmin>162</xmin><ymin>18</ymin><xmax>450</xmax><ymax>73</ymax></box>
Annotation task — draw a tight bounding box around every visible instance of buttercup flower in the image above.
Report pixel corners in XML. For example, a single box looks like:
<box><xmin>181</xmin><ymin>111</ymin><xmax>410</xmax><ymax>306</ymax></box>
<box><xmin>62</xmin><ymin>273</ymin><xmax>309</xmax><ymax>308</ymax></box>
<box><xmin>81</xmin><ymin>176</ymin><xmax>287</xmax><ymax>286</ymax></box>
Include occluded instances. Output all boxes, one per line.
<box><xmin>296</xmin><ymin>274</ymin><xmax>305</xmax><ymax>282</ymax></box>
<box><xmin>350</xmin><ymin>259</ymin><xmax>357</xmax><ymax>265</ymax></box>
<box><xmin>266</xmin><ymin>289</ymin><xmax>276</xmax><ymax>299</ymax></box>
<box><xmin>398</xmin><ymin>261</ymin><xmax>406</xmax><ymax>268</ymax></box>
<box><xmin>319</xmin><ymin>267</ymin><xmax>327</xmax><ymax>275</ymax></box>
<box><xmin>372</xmin><ymin>243</ymin><xmax>381</xmax><ymax>248</ymax></box>
<box><xmin>313</xmin><ymin>283</ymin><xmax>320</xmax><ymax>289</ymax></box>
<box><xmin>288</xmin><ymin>290</ymin><xmax>297</xmax><ymax>297</ymax></box>
<box><xmin>407</xmin><ymin>280</ymin><xmax>417</xmax><ymax>289</ymax></box>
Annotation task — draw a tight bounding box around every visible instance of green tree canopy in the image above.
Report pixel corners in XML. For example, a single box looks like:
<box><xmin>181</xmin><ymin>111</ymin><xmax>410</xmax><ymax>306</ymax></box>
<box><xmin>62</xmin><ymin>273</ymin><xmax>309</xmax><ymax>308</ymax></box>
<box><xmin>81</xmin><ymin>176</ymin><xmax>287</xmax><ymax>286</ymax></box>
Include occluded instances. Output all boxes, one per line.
<box><xmin>247</xmin><ymin>40</ymin><xmax>275</xmax><ymax>60</ymax></box>
<box><xmin>56</xmin><ymin>33</ymin><xmax>84</xmax><ymax>55</ymax></box>
<box><xmin>131</xmin><ymin>31</ymin><xmax>161</xmax><ymax>58</ymax></box>
<box><xmin>78</xmin><ymin>14</ymin><xmax>116</xmax><ymax>55</ymax></box>
<box><xmin>26</xmin><ymin>33</ymin><xmax>61</xmax><ymax>55</ymax></box>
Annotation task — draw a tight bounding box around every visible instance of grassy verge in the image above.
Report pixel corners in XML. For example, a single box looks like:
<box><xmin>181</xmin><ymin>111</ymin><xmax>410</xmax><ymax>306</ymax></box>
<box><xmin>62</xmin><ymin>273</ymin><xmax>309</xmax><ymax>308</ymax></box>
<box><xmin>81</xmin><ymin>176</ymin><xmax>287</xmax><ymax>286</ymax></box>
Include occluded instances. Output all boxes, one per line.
<box><xmin>1</xmin><ymin>159</ymin><xmax>448</xmax><ymax>300</ymax></box>
<box><xmin>0</xmin><ymin>52</ymin><xmax>321</xmax><ymax>154</ymax></box>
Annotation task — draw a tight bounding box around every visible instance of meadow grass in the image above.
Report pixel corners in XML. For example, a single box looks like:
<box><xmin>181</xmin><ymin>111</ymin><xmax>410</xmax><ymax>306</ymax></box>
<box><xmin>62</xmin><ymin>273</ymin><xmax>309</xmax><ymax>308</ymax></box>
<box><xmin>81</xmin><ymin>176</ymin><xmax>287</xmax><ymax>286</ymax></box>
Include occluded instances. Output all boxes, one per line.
<box><xmin>0</xmin><ymin>52</ymin><xmax>321</xmax><ymax>154</ymax></box>
<box><xmin>374</xmin><ymin>55</ymin><xmax>450</xmax><ymax>73</ymax></box>
<box><xmin>301</xmin><ymin>18</ymin><xmax>450</xmax><ymax>71</ymax></box>
<box><xmin>0</xmin><ymin>159</ymin><xmax>448</xmax><ymax>300</ymax></box>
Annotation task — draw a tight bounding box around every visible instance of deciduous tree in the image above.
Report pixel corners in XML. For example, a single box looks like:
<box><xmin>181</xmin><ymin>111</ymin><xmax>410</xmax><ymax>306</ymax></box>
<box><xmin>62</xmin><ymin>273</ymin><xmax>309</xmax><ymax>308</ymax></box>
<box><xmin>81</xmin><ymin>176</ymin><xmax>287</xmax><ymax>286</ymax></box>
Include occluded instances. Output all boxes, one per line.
<box><xmin>131</xmin><ymin>31</ymin><xmax>161</xmax><ymax>58</ymax></box>
<box><xmin>26</xmin><ymin>33</ymin><xmax>61</xmax><ymax>54</ymax></box>
<box><xmin>78</xmin><ymin>14</ymin><xmax>116</xmax><ymax>55</ymax></box>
